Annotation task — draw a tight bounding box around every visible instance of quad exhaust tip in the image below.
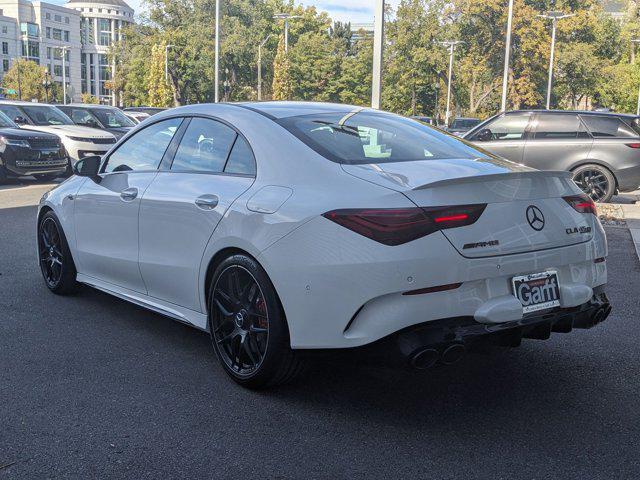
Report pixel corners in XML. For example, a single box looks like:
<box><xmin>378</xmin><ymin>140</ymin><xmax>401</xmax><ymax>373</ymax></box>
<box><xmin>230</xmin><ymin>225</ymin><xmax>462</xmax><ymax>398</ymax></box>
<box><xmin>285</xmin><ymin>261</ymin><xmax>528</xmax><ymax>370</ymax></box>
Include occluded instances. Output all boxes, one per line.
<box><xmin>409</xmin><ymin>343</ymin><xmax>466</xmax><ymax>369</ymax></box>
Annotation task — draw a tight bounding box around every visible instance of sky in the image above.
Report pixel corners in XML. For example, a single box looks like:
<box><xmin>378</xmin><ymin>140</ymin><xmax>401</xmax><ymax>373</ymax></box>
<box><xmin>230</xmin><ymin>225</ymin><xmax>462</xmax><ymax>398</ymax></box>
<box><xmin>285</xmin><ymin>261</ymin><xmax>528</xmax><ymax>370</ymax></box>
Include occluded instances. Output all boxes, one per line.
<box><xmin>43</xmin><ymin>0</ymin><xmax>401</xmax><ymax>24</ymax></box>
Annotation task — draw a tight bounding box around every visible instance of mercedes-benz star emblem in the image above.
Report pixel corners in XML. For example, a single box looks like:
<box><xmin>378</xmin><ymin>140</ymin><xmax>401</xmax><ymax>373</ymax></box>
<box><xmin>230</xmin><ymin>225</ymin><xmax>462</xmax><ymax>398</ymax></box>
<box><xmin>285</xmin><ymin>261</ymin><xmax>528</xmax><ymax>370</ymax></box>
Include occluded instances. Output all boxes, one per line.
<box><xmin>526</xmin><ymin>205</ymin><xmax>545</xmax><ymax>231</ymax></box>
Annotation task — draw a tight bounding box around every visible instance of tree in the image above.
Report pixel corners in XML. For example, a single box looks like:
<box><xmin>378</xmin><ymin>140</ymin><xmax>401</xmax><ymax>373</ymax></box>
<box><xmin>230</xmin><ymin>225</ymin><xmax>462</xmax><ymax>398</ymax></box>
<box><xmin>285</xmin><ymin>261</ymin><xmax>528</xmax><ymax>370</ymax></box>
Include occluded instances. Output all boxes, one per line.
<box><xmin>147</xmin><ymin>43</ymin><xmax>174</xmax><ymax>107</ymax></box>
<box><xmin>272</xmin><ymin>35</ymin><xmax>293</xmax><ymax>100</ymax></box>
<box><xmin>81</xmin><ymin>93</ymin><xmax>100</xmax><ymax>104</ymax></box>
<box><xmin>556</xmin><ymin>43</ymin><xmax>602</xmax><ymax>108</ymax></box>
<box><xmin>1</xmin><ymin>59</ymin><xmax>49</xmax><ymax>102</ymax></box>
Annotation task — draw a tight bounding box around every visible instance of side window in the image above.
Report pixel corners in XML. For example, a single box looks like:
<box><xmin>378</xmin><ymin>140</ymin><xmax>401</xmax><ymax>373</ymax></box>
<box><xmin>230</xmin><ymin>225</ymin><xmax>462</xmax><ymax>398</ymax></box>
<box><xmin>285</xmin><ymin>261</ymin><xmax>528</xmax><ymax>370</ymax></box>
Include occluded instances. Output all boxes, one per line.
<box><xmin>533</xmin><ymin>114</ymin><xmax>588</xmax><ymax>139</ymax></box>
<box><xmin>70</xmin><ymin>109</ymin><xmax>94</xmax><ymax>125</ymax></box>
<box><xmin>225</xmin><ymin>136</ymin><xmax>256</xmax><ymax>176</ymax></box>
<box><xmin>473</xmin><ymin>114</ymin><xmax>530</xmax><ymax>141</ymax></box>
<box><xmin>0</xmin><ymin>105</ymin><xmax>26</xmax><ymax>123</ymax></box>
<box><xmin>171</xmin><ymin>117</ymin><xmax>237</xmax><ymax>173</ymax></box>
<box><xmin>104</xmin><ymin>117</ymin><xmax>182</xmax><ymax>173</ymax></box>
<box><xmin>581</xmin><ymin>115</ymin><xmax>639</xmax><ymax>138</ymax></box>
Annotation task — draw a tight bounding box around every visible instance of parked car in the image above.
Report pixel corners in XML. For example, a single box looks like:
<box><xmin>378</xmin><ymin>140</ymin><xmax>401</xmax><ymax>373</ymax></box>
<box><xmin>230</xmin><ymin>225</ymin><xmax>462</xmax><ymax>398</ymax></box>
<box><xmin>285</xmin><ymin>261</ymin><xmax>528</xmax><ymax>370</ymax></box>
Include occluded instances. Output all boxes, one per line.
<box><xmin>447</xmin><ymin>117</ymin><xmax>481</xmax><ymax>136</ymax></box>
<box><xmin>123</xmin><ymin>112</ymin><xmax>148</xmax><ymax>124</ymax></box>
<box><xmin>58</xmin><ymin>104</ymin><xmax>135</xmax><ymax>139</ymax></box>
<box><xmin>37</xmin><ymin>102</ymin><xmax>610</xmax><ymax>389</ymax></box>
<box><xmin>463</xmin><ymin>110</ymin><xmax>640</xmax><ymax>202</ymax></box>
<box><xmin>123</xmin><ymin>106</ymin><xmax>165</xmax><ymax>117</ymax></box>
<box><xmin>0</xmin><ymin>110</ymin><xmax>67</xmax><ymax>182</ymax></box>
<box><xmin>0</xmin><ymin>101</ymin><xmax>117</xmax><ymax>170</ymax></box>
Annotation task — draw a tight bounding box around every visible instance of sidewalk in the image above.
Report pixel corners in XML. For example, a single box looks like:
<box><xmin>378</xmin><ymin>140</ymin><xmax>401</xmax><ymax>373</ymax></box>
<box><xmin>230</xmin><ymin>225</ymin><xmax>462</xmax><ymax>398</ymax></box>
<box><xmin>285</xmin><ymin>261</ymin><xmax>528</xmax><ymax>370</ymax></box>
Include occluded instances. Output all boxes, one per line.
<box><xmin>599</xmin><ymin>200</ymin><xmax>640</xmax><ymax>262</ymax></box>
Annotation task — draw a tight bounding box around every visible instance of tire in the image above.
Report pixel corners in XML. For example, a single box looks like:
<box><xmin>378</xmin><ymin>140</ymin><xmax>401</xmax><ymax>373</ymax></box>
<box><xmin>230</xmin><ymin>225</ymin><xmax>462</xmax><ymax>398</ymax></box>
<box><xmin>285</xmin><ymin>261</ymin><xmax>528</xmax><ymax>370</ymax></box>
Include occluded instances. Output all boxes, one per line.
<box><xmin>37</xmin><ymin>210</ymin><xmax>79</xmax><ymax>295</ymax></box>
<box><xmin>572</xmin><ymin>164</ymin><xmax>616</xmax><ymax>203</ymax></box>
<box><xmin>208</xmin><ymin>254</ymin><xmax>303</xmax><ymax>389</ymax></box>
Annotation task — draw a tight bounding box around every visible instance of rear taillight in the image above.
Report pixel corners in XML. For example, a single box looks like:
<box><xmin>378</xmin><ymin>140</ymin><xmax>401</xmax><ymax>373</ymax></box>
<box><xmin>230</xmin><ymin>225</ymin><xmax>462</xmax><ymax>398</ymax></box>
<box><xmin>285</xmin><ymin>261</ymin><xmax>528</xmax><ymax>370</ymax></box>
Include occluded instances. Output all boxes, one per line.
<box><xmin>563</xmin><ymin>195</ymin><xmax>597</xmax><ymax>215</ymax></box>
<box><xmin>625</xmin><ymin>143</ymin><xmax>640</xmax><ymax>148</ymax></box>
<box><xmin>322</xmin><ymin>204</ymin><xmax>486</xmax><ymax>246</ymax></box>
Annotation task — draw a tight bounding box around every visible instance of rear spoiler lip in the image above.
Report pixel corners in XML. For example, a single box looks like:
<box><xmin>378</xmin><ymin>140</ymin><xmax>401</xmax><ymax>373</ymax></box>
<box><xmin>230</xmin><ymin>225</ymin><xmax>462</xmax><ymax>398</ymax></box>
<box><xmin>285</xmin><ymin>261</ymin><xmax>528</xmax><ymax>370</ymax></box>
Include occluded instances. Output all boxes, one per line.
<box><xmin>412</xmin><ymin>170</ymin><xmax>572</xmax><ymax>190</ymax></box>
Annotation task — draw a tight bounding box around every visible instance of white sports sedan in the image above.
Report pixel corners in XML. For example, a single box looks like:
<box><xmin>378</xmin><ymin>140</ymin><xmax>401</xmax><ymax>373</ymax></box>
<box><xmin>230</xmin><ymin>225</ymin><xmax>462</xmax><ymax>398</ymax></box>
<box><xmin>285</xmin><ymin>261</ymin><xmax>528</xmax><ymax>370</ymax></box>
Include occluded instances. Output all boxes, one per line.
<box><xmin>37</xmin><ymin>102</ymin><xmax>611</xmax><ymax>388</ymax></box>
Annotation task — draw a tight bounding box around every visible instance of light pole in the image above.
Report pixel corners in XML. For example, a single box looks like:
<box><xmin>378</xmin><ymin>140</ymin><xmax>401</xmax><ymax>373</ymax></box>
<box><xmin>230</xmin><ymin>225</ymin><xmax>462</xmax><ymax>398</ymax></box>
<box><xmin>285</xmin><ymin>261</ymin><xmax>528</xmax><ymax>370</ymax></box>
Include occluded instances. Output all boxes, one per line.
<box><xmin>371</xmin><ymin>0</ymin><xmax>384</xmax><ymax>109</ymax></box>
<box><xmin>42</xmin><ymin>69</ymin><xmax>51</xmax><ymax>103</ymax></box>
<box><xmin>438</xmin><ymin>40</ymin><xmax>464</xmax><ymax>127</ymax></box>
<box><xmin>214</xmin><ymin>0</ymin><xmax>220</xmax><ymax>102</ymax></box>
<box><xmin>257</xmin><ymin>34</ymin><xmax>272</xmax><ymax>101</ymax></box>
<box><xmin>500</xmin><ymin>0</ymin><xmax>514</xmax><ymax>112</ymax></box>
<box><xmin>61</xmin><ymin>46</ymin><xmax>71</xmax><ymax>104</ymax></box>
<box><xmin>538</xmin><ymin>11</ymin><xmax>575</xmax><ymax>110</ymax></box>
<box><xmin>273</xmin><ymin>13</ymin><xmax>302</xmax><ymax>53</ymax></box>
<box><xmin>165</xmin><ymin>44</ymin><xmax>175</xmax><ymax>82</ymax></box>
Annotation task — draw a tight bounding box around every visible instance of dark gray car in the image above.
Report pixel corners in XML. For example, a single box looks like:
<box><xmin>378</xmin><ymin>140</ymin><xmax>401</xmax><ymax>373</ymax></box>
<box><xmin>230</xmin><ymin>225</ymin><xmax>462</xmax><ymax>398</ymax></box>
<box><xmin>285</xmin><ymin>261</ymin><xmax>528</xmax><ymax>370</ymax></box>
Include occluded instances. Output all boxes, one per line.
<box><xmin>58</xmin><ymin>104</ymin><xmax>135</xmax><ymax>139</ymax></box>
<box><xmin>463</xmin><ymin>110</ymin><xmax>640</xmax><ymax>202</ymax></box>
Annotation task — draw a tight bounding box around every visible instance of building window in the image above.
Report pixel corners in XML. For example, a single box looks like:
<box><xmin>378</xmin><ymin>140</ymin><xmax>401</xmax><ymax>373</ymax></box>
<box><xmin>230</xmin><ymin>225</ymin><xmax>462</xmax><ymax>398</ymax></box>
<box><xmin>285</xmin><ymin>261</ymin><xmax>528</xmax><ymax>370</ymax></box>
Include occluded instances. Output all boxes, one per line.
<box><xmin>2</xmin><ymin>26</ymin><xmax>7</xmax><ymax>34</ymax></box>
<box><xmin>99</xmin><ymin>53</ymin><xmax>111</xmax><ymax>96</ymax></box>
<box><xmin>47</xmin><ymin>47</ymin><xmax>52</xmax><ymax>59</ymax></box>
<box><xmin>46</xmin><ymin>12</ymin><xmax>51</xmax><ymax>20</ymax></box>
<box><xmin>21</xmin><ymin>40</ymin><xmax>39</xmax><ymax>61</ymax></box>
<box><xmin>98</xmin><ymin>18</ymin><xmax>111</xmax><ymax>46</ymax></box>
<box><xmin>2</xmin><ymin>42</ymin><xmax>8</xmax><ymax>55</ymax></box>
<box><xmin>54</xmin><ymin>64</ymin><xmax>62</xmax><ymax>77</ymax></box>
<box><xmin>54</xmin><ymin>14</ymin><xmax>61</xmax><ymax>22</ymax></box>
<box><xmin>20</xmin><ymin>22</ymin><xmax>39</xmax><ymax>38</ymax></box>
<box><xmin>46</xmin><ymin>27</ymin><xmax>51</xmax><ymax>38</ymax></box>
<box><xmin>53</xmin><ymin>47</ymin><xmax>62</xmax><ymax>60</ymax></box>
<box><xmin>53</xmin><ymin>28</ymin><xmax>62</xmax><ymax>41</ymax></box>
<box><xmin>2</xmin><ymin>59</ymin><xmax>8</xmax><ymax>72</ymax></box>
<box><xmin>64</xmin><ymin>30</ymin><xmax>69</xmax><ymax>42</ymax></box>
<box><xmin>65</xmin><ymin>17</ymin><xmax>69</xmax><ymax>24</ymax></box>
<box><xmin>81</xmin><ymin>52</ymin><xmax>87</xmax><ymax>93</ymax></box>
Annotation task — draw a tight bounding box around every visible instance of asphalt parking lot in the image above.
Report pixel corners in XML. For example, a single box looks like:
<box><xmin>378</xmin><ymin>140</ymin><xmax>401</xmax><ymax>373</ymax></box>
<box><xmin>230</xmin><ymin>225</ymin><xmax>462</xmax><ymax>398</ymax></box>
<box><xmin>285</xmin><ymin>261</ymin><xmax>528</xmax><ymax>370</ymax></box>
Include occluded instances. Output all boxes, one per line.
<box><xmin>1</xmin><ymin>180</ymin><xmax>639</xmax><ymax>479</ymax></box>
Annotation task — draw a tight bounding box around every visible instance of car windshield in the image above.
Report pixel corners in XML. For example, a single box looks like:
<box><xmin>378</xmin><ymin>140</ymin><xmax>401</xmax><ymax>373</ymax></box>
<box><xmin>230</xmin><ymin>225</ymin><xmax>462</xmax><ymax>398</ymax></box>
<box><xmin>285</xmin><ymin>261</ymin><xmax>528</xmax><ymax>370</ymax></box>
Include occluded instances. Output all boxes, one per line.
<box><xmin>21</xmin><ymin>105</ymin><xmax>74</xmax><ymax>126</ymax></box>
<box><xmin>278</xmin><ymin>110</ymin><xmax>488</xmax><ymax>165</ymax></box>
<box><xmin>90</xmin><ymin>108</ymin><xmax>135</xmax><ymax>128</ymax></box>
<box><xmin>0</xmin><ymin>110</ymin><xmax>17</xmax><ymax>128</ymax></box>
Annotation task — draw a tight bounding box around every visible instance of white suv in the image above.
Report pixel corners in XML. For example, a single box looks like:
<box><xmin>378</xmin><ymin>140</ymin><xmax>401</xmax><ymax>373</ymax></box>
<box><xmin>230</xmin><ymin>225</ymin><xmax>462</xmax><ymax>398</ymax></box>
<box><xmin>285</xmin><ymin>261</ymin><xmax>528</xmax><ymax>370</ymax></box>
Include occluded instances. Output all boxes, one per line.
<box><xmin>0</xmin><ymin>101</ymin><xmax>116</xmax><ymax>168</ymax></box>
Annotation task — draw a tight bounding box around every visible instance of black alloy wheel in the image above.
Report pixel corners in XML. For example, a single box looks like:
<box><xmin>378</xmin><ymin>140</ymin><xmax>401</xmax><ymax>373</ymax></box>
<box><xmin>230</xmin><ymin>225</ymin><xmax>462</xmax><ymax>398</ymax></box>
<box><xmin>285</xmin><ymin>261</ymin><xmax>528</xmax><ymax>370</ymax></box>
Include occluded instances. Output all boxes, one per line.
<box><xmin>208</xmin><ymin>254</ymin><xmax>303</xmax><ymax>388</ymax></box>
<box><xmin>211</xmin><ymin>265</ymin><xmax>269</xmax><ymax>376</ymax></box>
<box><xmin>572</xmin><ymin>164</ymin><xmax>616</xmax><ymax>203</ymax></box>
<box><xmin>37</xmin><ymin>211</ymin><xmax>78</xmax><ymax>294</ymax></box>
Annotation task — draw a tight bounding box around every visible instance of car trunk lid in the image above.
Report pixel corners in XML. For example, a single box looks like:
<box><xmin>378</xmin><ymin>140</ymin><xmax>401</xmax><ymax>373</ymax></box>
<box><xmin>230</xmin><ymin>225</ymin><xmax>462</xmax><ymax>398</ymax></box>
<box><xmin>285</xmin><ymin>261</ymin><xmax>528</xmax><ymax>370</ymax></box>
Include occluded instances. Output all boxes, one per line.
<box><xmin>342</xmin><ymin>158</ymin><xmax>595</xmax><ymax>257</ymax></box>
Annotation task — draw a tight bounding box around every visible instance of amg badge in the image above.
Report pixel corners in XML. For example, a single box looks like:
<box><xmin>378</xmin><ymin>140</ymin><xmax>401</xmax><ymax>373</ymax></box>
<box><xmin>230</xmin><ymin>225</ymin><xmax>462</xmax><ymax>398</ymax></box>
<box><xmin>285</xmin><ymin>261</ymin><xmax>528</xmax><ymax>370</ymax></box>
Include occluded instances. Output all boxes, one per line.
<box><xmin>566</xmin><ymin>226</ymin><xmax>592</xmax><ymax>235</ymax></box>
<box><xmin>463</xmin><ymin>240</ymin><xmax>499</xmax><ymax>250</ymax></box>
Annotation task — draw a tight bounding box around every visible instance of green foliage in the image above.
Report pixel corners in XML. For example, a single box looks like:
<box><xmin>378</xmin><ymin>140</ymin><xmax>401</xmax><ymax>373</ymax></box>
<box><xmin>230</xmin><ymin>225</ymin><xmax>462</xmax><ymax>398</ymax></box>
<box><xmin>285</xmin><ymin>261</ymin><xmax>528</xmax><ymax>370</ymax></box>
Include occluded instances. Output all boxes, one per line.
<box><xmin>111</xmin><ymin>0</ymin><xmax>640</xmax><ymax>116</ymax></box>
<box><xmin>2</xmin><ymin>59</ymin><xmax>49</xmax><ymax>102</ymax></box>
<box><xmin>81</xmin><ymin>93</ymin><xmax>100</xmax><ymax>104</ymax></box>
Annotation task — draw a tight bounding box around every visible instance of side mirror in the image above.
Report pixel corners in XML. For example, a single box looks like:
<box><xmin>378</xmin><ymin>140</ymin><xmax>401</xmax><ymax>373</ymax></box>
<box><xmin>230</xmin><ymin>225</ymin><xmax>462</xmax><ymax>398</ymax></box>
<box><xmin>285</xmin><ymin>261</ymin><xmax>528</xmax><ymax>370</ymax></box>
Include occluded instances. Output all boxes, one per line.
<box><xmin>474</xmin><ymin>128</ymin><xmax>493</xmax><ymax>142</ymax></box>
<box><xmin>73</xmin><ymin>155</ymin><xmax>101</xmax><ymax>178</ymax></box>
<box><xmin>14</xmin><ymin>116</ymin><xmax>27</xmax><ymax>125</ymax></box>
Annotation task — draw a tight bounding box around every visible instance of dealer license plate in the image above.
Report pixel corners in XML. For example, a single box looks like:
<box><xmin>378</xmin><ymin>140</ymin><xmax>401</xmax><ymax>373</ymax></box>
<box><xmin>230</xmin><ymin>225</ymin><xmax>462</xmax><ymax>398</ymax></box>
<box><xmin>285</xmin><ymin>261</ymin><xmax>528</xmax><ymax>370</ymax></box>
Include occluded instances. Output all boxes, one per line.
<box><xmin>512</xmin><ymin>271</ymin><xmax>561</xmax><ymax>314</ymax></box>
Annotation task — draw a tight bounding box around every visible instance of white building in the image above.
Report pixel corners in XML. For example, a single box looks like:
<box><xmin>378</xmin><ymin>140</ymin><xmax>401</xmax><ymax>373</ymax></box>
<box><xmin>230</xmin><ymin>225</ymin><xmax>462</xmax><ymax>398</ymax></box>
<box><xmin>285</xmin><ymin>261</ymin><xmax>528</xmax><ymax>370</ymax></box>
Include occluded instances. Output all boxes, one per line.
<box><xmin>0</xmin><ymin>0</ymin><xmax>133</xmax><ymax>104</ymax></box>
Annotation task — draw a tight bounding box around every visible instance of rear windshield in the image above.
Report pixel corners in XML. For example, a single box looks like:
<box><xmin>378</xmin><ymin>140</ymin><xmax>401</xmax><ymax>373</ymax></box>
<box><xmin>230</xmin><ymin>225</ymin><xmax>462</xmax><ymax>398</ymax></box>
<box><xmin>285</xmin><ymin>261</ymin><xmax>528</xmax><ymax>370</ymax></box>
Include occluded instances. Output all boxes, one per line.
<box><xmin>277</xmin><ymin>111</ymin><xmax>487</xmax><ymax>165</ymax></box>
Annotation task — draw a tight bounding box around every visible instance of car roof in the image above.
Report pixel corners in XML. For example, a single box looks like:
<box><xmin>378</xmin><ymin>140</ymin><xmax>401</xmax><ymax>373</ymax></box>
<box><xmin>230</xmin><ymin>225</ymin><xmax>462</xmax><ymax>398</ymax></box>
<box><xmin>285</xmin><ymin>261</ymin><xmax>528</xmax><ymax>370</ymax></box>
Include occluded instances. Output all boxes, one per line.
<box><xmin>0</xmin><ymin>100</ymin><xmax>57</xmax><ymax>107</ymax></box>
<box><xmin>505</xmin><ymin>109</ymin><xmax>639</xmax><ymax>119</ymax></box>
<box><xmin>63</xmin><ymin>103</ymin><xmax>117</xmax><ymax>109</ymax></box>
<box><xmin>238</xmin><ymin>101</ymin><xmax>366</xmax><ymax>119</ymax></box>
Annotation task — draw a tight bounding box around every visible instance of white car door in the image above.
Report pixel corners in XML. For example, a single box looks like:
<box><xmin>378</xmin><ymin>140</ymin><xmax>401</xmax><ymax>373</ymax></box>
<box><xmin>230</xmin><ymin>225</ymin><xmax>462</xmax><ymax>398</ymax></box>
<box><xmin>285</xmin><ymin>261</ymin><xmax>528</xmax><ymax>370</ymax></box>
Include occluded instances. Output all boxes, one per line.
<box><xmin>139</xmin><ymin>116</ymin><xmax>256</xmax><ymax>311</ymax></box>
<box><xmin>73</xmin><ymin>117</ymin><xmax>184</xmax><ymax>293</ymax></box>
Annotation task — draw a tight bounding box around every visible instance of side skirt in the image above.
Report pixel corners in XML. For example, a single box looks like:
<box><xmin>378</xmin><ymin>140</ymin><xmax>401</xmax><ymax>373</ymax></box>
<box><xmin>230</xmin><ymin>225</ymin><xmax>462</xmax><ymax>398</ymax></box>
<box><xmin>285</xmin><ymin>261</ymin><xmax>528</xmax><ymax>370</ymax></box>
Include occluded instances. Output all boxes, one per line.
<box><xmin>76</xmin><ymin>273</ymin><xmax>208</xmax><ymax>331</ymax></box>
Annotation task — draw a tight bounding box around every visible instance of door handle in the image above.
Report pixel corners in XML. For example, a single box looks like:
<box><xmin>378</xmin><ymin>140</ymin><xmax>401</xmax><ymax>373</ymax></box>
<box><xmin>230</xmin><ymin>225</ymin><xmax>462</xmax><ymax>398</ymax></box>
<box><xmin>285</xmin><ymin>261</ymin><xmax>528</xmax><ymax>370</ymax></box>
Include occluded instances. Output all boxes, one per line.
<box><xmin>195</xmin><ymin>195</ymin><xmax>219</xmax><ymax>210</ymax></box>
<box><xmin>120</xmin><ymin>187</ymin><xmax>138</xmax><ymax>201</ymax></box>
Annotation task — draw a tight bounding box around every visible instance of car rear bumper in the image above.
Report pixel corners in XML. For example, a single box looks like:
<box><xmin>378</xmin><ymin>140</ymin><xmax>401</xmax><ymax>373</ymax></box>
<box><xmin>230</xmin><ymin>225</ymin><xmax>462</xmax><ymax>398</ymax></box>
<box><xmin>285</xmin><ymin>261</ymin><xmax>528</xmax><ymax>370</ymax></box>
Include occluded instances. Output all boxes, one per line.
<box><xmin>311</xmin><ymin>288</ymin><xmax>611</xmax><ymax>369</ymax></box>
<box><xmin>615</xmin><ymin>162</ymin><xmax>640</xmax><ymax>192</ymax></box>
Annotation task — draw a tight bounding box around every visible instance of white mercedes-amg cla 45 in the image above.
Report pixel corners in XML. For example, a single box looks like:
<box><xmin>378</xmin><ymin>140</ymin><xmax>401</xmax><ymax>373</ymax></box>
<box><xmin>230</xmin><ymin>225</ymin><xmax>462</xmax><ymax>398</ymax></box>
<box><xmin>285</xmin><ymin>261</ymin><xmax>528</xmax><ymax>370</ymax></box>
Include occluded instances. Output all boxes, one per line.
<box><xmin>37</xmin><ymin>102</ymin><xmax>611</xmax><ymax>388</ymax></box>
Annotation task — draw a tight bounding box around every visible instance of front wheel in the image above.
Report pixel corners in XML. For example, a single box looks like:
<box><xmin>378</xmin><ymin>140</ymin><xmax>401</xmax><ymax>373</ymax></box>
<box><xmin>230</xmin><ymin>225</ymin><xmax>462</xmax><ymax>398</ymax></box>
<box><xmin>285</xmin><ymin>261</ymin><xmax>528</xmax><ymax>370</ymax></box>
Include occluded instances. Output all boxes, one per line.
<box><xmin>572</xmin><ymin>164</ymin><xmax>616</xmax><ymax>203</ymax></box>
<box><xmin>208</xmin><ymin>254</ymin><xmax>303</xmax><ymax>389</ymax></box>
<box><xmin>38</xmin><ymin>211</ymin><xmax>78</xmax><ymax>294</ymax></box>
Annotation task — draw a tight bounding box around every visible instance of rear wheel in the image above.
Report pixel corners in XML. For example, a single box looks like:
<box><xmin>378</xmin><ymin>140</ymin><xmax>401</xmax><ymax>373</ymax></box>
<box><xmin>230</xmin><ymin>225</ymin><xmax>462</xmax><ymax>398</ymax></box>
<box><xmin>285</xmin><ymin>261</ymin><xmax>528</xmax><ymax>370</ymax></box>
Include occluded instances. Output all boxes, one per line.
<box><xmin>572</xmin><ymin>164</ymin><xmax>616</xmax><ymax>203</ymax></box>
<box><xmin>38</xmin><ymin>211</ymin><xmax>78</xmax><ymax>294</ymax></box>
<box><xmin>208</xmin><ymin>254</ymin><xmax>303</xmax><ymax>389</ymax></box>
